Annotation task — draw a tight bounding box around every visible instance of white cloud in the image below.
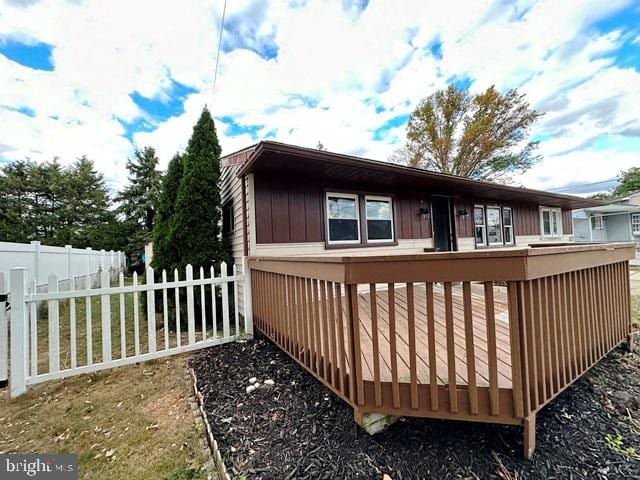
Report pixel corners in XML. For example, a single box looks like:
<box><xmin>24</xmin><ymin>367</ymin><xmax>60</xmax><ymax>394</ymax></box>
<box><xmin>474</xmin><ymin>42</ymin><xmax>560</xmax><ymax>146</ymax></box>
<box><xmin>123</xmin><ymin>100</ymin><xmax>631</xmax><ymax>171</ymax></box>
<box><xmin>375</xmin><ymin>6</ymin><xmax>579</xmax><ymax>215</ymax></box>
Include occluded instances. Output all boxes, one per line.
<box><xmin>0</xmin><ymin>0</ymin><xmax>639</xmax><ymax>196</ymax></box>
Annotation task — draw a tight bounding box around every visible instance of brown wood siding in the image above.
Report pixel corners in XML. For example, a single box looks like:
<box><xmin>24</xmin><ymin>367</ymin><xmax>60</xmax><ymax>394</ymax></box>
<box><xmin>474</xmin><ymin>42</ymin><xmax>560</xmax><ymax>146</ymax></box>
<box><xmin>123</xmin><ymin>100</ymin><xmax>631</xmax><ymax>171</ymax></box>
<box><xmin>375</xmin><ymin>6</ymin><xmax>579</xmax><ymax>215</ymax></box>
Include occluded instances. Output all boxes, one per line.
<box><xmin>254</xmin><ymin>175</ymin><xmax>430</xmax><ymax>244</ymax></box>
<box><xmin>255</xmin><ymin>177</ymin><xmax>572</xmax><ymax>245</ymax></box>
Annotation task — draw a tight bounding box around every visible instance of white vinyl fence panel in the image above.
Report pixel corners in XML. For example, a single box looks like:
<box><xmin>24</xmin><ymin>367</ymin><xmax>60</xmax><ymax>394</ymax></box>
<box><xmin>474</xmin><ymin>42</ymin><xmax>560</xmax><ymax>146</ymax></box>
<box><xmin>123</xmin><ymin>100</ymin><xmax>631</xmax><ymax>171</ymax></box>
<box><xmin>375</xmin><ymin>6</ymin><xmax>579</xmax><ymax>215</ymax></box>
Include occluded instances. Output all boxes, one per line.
<box><xmin>8</xmin><ymin>259</ymin><xmax>253</xmax><ymax>397</ymax></box>
<box><xmin>0</xmin><ymin>240</ymin><xmax>125</xmax><ymax>290</ymax></box>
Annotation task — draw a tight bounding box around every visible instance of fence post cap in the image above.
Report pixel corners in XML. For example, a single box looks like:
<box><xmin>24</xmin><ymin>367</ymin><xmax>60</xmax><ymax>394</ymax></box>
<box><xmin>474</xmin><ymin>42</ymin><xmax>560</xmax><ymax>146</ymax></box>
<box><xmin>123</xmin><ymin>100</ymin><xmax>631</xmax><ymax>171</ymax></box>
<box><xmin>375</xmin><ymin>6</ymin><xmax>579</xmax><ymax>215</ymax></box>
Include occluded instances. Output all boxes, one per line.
<box><xmin>30</xmin><ymin>240</ymin><xmax>41</xmax><ymax>246</ymax></box>
<box><xmin>65</xmin><ymin>244</ymin><xmax>72</xmax><ymax>249</ymax></box>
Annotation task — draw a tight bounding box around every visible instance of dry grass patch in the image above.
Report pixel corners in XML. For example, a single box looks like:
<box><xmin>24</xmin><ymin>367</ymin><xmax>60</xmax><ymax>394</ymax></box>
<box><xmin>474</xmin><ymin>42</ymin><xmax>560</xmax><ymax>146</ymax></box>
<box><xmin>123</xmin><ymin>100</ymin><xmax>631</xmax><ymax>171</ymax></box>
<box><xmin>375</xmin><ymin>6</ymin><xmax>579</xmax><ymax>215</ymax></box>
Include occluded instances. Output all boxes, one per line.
<box><xmin>0</xmin><ymin>354</ymin><xmax>208</xmax><ymax>480</ymax></box>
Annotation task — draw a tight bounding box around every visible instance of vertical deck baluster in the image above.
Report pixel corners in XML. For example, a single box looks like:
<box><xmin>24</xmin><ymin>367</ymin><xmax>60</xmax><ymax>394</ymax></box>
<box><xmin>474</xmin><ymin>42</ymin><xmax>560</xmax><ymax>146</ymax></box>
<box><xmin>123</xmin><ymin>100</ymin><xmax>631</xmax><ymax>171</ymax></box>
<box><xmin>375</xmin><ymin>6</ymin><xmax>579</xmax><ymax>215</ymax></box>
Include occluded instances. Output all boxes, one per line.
<box><xmin>306</xmin><ymin>279</ymin><xmax>316</xmax><ymax>372</ymax></box>
<box><xmin>525</xmin><ymin>281</ymin><xmax>539</xmax><ymax>411</ymax></box>
<box><xmin>347</xmin><ymin>284</ymin><xmax>364</xmax><ymax>406</ymax></box>
<box><xmin>541</xmin><ymin>277</ymin><xmax>553</xmax><ymax>396</ymax></box>
<box><xmin>507</xmin><ymin>281</ymin><xmax>524</xmax><ymax>419</ymax></box>
<box><xmin>335</xmin><ymin>283</ymin><xmax>347</xmax><ymax>396</ymax></box>
<box><xmin>320</xmin><ymin>280</ymin><xmax>330</xmax><ymax>382</ymax></box>
<box><xmin>369</xmin><ymin>283</ymin><xmax>382</xmax><ymax>407</ymax></box>
<box><xmin>548</xmin><ymin>276</ymin><xmax>560</xmax><ymax>393</ymax></box>
<box><xmin>444</xmin><ymin>282</ymin><xmax>458</xmax><ymax>414</ymax></box>
<box><xmin>327</xmin><ymin>281</ymin><xmax>338</xmax><ymax>389</ymax></box>
<box><xmin>484</xmin><ymin>281</ymin><xmax>499</xmax><ymax>416</ymax></box>
<box><xmin>532</xmin><ymin>279</ymin><xmax>546</xmax><ymax>403</ymax></box>
<box><xmin>462</xmin><ymin>282</ymin><xmax>478</xmax><ymax>415</ymax></box>
<box><xmin>301</xmin><ymin>277</ymin><xmax>311</xmax><ymax>367</ymax></box>
<box><xmin>313</xmin><ymin>279</ymin><xmax>322</xmax><ymax>375</ymax></box>
<box><xmin>407</xmin><ymin>282</ymin><xmax>419</xmax><ymax>410</ymax></box>
<box><xmin>426</xmin><ymin>282</ymin><xmax>438</xmax><ymax>411</ymax></box>
<box><xmin>388</xmin><ymin>283</ymin><xmax>400</xmax><ymax>409</ymax></box>
<box><xmin>517</xmin><ymin>281</ymin><xmax>531</xmax><ymax>417</ymax></box>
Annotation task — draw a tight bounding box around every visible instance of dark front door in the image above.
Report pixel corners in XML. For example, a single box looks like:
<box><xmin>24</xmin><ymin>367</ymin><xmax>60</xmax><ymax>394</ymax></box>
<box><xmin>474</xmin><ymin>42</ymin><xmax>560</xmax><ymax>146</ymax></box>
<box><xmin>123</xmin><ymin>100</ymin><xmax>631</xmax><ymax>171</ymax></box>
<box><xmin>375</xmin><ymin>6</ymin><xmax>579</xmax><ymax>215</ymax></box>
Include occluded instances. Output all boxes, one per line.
<box><xmin>431</xmin><ymin>196</ymin><xmax>453</xmax><ymax>251</ymax></box>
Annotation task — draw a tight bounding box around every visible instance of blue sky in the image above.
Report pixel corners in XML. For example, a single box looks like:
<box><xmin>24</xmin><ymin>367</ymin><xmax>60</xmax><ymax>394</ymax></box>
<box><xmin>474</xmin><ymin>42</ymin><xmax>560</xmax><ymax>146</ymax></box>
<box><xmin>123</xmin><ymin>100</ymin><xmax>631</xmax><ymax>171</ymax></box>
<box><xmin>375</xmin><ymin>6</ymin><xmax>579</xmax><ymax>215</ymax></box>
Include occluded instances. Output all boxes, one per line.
<box><xmin>1</xmin><ymin>0</ymin><xmax>639</xmax><ymax>194</ymax></box>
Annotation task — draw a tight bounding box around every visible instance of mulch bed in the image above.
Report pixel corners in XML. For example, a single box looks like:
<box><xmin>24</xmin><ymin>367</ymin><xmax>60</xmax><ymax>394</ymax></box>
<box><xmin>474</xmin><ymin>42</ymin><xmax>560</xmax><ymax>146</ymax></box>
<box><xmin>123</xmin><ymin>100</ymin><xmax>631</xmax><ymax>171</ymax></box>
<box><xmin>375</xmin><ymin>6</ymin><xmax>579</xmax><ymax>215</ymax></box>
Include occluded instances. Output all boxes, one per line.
<box><xmin>191</xmin><ymin>336</ymin><xmax>640</xmax><ymax>479</ymax></box>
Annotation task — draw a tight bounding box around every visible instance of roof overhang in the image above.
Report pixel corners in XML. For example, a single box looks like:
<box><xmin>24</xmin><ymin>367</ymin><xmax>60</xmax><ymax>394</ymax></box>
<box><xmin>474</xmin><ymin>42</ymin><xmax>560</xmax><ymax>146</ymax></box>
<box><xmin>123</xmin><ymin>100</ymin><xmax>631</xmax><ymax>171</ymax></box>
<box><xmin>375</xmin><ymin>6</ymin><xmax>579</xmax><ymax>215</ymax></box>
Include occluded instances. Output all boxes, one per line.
<box><xmin>238</xmin><ymin>141</ymin><xmax>604</xmax><ymax>210</ymax></box>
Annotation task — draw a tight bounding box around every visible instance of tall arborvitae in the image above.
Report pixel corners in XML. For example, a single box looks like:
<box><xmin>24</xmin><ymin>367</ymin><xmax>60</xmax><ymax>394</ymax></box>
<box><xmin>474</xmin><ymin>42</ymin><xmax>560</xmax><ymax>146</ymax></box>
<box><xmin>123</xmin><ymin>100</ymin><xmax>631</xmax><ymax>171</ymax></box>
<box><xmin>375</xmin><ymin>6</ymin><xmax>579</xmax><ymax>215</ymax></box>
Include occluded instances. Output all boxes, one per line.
<box><xmin>171</xmin><ymin>106</ymin><xmax>231</xmax><ymax>269</ymax></box>
<box><xmin>151</xmin><ymin>153</ymin><xmax>183</xmax><ymax>272</ymax></box>
<box><xmin>116</xmin><ymin>146</ymin><xmax>162</xmax><ymax>254</ymax></box>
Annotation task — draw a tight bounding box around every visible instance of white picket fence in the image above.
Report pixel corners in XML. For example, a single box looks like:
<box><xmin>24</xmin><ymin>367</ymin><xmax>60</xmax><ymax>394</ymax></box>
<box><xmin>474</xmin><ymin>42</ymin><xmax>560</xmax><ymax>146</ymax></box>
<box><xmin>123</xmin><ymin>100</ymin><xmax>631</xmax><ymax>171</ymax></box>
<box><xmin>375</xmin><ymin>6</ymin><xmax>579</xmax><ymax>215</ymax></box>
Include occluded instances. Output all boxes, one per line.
<box><xmin>8</xmin><ymin>258</ymin><xmax>253</xmax><ymax>397</ymax></box>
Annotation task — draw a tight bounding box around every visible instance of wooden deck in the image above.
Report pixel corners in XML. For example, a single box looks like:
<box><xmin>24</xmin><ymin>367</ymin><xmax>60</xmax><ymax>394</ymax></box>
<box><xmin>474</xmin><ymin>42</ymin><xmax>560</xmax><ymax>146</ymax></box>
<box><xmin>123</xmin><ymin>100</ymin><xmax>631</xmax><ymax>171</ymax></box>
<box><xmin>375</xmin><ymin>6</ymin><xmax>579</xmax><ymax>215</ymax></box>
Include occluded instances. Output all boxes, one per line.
<box><xmin>354</xmin><ymin>283</ymin><xmax>511</xmax><ymax>389</ymax></box>
<box><xmin>249</xmin><ymin>244</ymin><xmax>635</xmax><ymax>457</ymax></box>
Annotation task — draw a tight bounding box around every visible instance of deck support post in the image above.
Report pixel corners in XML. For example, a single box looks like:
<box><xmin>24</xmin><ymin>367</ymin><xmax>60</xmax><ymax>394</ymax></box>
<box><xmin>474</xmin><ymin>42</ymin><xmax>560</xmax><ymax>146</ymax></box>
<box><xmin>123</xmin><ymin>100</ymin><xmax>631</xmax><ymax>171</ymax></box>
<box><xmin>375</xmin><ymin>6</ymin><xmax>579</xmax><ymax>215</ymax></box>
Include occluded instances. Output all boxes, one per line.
<box><xmin>353</xmin><ymin>408</ymin><xmax>398</xmax><ymax>435</ymax></box>
<box><xmin>523</xmin><ymin>415</ymin><xmax>536</xmax><ymax>459</ymax></box>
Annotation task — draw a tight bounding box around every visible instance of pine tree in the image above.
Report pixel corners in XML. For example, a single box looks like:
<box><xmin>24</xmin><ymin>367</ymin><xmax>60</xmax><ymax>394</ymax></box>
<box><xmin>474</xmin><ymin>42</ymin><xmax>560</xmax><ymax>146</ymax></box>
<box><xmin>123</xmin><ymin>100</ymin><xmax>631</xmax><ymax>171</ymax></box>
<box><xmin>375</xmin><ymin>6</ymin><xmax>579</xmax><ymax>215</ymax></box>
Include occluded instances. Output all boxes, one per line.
<box><xmin>116</xmin><ymin>146</ymin><xmax>162</xmax><ymax>254</ymax></box>
<box><xmin>152</xmin><ymin>153</ymin><xmax>184</xmax><ymax>272</ymax></box>
<box><xmin>172</xmin><ymin>107</ymin><xmax>230</xmax><ymax>270</ymax></box>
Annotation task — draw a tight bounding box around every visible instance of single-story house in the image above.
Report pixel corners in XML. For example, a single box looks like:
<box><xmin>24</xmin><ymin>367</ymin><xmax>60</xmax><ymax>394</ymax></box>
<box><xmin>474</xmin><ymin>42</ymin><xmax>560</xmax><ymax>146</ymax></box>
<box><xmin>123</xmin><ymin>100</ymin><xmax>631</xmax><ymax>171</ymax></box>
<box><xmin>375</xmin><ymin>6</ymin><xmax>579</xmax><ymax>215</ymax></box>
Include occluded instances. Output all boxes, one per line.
<box><xmin>219</xmin><ymin>141</ymin><xmax>632</xmax><ymax>458</ymax></box>
<box><xmin>220</xmin><ymin>140</ymin><xmax>600</xmax><ymax>269</ymax></box>
<box><xmin>572</xmin><ymin>191</ymin><xmax>640</xmax><ymax>246</ymax></box>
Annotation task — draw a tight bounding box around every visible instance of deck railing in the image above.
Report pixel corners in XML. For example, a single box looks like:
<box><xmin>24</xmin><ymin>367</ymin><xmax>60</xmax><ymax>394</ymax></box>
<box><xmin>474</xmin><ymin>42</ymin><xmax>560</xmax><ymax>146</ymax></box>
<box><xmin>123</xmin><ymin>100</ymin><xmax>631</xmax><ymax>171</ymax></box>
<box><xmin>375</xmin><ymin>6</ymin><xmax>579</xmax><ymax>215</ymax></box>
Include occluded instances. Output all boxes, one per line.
<box><xmin>249</xmin><ymin>243</ymin><xmax>634</xmax><ymax>456</ymax></box>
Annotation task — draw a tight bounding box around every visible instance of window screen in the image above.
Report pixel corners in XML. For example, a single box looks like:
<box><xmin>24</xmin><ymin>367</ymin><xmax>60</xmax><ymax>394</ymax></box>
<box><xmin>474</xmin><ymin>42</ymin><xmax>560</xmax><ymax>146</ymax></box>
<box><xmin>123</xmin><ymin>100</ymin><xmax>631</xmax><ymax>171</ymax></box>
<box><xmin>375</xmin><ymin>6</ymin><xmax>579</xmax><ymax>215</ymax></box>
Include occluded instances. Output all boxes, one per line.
<box><xmin>366</xmin><ymin>196</ymin><xmax>393</xmax><ymax>242</ymax></box>
<box><xmin>326</xmin><ymin>194</ymin><xmax>360</xmax><ymax>243</ymax></box>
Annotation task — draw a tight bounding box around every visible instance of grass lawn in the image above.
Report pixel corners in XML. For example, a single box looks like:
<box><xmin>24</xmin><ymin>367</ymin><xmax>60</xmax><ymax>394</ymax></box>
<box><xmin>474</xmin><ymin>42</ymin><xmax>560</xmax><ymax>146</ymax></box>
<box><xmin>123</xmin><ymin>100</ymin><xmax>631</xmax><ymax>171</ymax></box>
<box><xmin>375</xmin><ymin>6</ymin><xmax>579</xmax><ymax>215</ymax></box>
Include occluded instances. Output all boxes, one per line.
<box><xmin>0</xmin><ymin>276</ymin><xmax>211</xmax><ymax>480</ymax></box>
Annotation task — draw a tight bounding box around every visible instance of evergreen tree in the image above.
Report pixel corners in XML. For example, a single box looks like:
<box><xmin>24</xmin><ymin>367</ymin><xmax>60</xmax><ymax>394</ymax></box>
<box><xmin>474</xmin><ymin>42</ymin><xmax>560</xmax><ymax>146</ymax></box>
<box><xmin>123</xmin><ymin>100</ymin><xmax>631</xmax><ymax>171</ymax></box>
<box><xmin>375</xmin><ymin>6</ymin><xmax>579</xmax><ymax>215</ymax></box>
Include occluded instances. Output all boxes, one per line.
<box><xmin>152</xmin><ymin>153</ymin><xmax>184</xmax><ymax>271</ymax></box>
<box><xmin>116</xmin><ymin>146</ymin><xmax>162</xmax><ymax>254</ymax></box>
<box><xmin>172</xmin><ymin>107</ymin><xmax>230</xmax><ymax>270</ymax></box>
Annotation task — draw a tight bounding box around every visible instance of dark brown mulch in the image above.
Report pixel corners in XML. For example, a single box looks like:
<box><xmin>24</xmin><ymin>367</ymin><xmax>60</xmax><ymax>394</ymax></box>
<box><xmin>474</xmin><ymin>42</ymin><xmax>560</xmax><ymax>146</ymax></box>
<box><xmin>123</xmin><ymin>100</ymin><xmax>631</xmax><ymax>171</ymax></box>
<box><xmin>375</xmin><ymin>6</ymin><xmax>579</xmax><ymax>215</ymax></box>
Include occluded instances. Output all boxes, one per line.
<box><xmin>191</xmin><ymin>337</ymin><xmax>640</xmax><ymax>479</ymax></box>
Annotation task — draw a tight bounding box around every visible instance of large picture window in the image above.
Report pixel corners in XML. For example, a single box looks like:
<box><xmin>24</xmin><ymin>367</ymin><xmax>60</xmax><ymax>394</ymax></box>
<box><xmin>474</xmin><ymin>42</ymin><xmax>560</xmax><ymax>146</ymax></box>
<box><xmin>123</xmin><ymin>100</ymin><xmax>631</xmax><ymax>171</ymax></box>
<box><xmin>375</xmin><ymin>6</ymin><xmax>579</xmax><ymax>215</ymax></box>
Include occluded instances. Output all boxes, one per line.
<box><xmin>591</xmin><ymin>214</ymin><xmax>604</xmax><ymax>230</ymax></box>
<box><xmin>632</xmin><ymin>213</ymin><xmax>640</xmax><ymax>235</ymax></box>
<box><xmin>541</xmin><ymin>207</ymin><xmax>562</xmax><ymax>238</ymax></box>
<box><xmin>365</xmin><ymin>195</ymin><xmax>394</xmax><ymax>242</ymax></box>
<box><xmin>326</xmin><ymin>193</ymin><xmax>360</xmax><ymax>244</ymax></box>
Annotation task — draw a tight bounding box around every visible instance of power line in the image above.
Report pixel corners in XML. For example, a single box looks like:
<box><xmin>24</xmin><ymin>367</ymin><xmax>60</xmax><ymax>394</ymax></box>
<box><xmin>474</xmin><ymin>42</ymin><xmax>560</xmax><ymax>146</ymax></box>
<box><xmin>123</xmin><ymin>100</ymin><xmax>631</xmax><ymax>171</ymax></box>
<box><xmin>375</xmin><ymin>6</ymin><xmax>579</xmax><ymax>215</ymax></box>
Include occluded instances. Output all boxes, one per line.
<box><xmin>550</xmin><ymin>177</ymin><xmax>618</xmax><ymax>193</ymax></box>
<box><xmin>212</xmin><ymin>0</ymin><xmax>227</xmax><ymax>97</ymax></box>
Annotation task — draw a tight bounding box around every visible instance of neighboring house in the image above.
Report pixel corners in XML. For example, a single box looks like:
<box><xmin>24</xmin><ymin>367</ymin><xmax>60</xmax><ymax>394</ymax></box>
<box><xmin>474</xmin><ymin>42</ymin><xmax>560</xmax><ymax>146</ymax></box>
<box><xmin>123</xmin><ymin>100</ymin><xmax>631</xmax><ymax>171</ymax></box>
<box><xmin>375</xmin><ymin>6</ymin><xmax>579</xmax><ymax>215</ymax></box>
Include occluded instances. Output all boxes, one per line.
<box><xmin>572</xmin><ymin>191</ymin><xmax>640</xmax><ymax>246</ymax></box>
<box><xmin>220</xmin><ymin>141</ymin><xmax>600</xmax><ymax>268</ymax></box>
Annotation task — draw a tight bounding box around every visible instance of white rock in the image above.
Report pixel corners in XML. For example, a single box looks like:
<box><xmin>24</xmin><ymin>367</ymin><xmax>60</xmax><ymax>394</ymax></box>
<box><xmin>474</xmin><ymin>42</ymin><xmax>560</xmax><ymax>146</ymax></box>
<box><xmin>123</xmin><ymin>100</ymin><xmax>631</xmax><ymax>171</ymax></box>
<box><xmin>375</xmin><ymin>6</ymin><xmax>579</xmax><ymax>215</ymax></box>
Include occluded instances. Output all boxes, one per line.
<box><xmin>264</xmin><ymin>379</ymin><xmax>275</xmax><ymax>386</ymax></box>
<box><xmin>254</xmin><ymin>382</ymin><xmax>261</xmax><ymax>388</ymax></box>
<box><xmin>249</xmin><ymin>377</ymin><xmax>257</xmax><ymax>384</ymax></box>
<box><xmin>245</xmin><ymin>385</ymin><xmax>256</xmax><ymax>394</ymax></box>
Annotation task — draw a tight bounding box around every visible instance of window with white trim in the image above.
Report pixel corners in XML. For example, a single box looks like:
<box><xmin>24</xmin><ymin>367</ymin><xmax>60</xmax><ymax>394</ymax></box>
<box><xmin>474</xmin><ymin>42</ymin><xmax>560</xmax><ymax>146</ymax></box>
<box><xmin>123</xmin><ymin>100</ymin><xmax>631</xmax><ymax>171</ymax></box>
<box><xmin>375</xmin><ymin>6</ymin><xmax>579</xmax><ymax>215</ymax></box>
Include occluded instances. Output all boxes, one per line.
<box><xmin>473</xmin><ymin>205</ymin><xmax>515</xmax><ymax>247</ymax></box>
<box><xmin>486</xmin><ymin>206</ymin><xmax>503</xmax><ymax>245</ymax></box>
<box><xmin>591</xmin><ymin>214</ymin><xmax>604</xmax><ymax>230</ymax></box>
<box><xmin>474</xmin><ymin>206</ymin><xmax>486</xmax><ymax>246</ymax></box>
<box><xmin>540</xmin><ymin>207</ymin><xmax>562</xmax><ymax>238</ymax></box>
<box><xmin>632</xmin><ymin>213</ymin><xmax>640</xmax><ymax>235</ymax></box>
<box><xmin>503</xmin><ymin>207</ymin><xmax>514</xmax><ymax>245</ymax></box>
<box><xmin>365</xmin><ymin>195</ymin><xmax>394</xmax><ymax>242</ymax></box>
<box><xmin>326</xmin><ymin>193</ymin><xmax>360</xmax><ymax>244</ymax></box>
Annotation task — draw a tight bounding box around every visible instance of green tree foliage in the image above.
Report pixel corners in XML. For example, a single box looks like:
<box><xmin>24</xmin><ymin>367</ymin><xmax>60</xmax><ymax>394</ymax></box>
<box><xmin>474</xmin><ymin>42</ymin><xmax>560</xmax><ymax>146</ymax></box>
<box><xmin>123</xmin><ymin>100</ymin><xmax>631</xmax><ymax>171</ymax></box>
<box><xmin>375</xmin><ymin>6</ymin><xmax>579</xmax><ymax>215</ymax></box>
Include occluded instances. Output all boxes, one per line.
<box><xmin>170</xmin><ymin>107</ymin><xmax>231</xmax><ymax>270</ymax></box>
<box><xmin>392</xmin><ymin>85</ymin><xmax>543</xmax><ymax>181</ymax></box>
<box><xmin>151</xmin><ymin>153</ymin><xmax>183</xmax><ymax>272</ymax></box>
<box><xmin>115</xmin><ymin>147</ymin><xmax>162</xmax><ymax>254</ymax></box>
<box><xmin>0</xmin><ymin>156</ymin><xmax>117</xmax><ymax>249</ymax></box>
<box><xmin>612</xmin><ymin>167</ymin><xmax>640</xmax><ymax>197</ymax></box>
